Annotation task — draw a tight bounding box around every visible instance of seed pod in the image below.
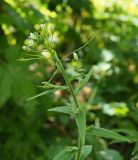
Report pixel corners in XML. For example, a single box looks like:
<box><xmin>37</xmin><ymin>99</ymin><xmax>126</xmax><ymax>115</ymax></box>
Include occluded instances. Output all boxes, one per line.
<box><xmin>73</xmin><ymin>52</ymin><xmax>78</xmax><ymax>61</ymax></box>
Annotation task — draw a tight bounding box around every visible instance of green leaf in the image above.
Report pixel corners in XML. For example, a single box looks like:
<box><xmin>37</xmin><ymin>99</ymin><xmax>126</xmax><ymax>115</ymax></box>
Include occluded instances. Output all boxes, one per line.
<box><xmin>80</xmin><ymin>145</ymin><xmax>92</xmax><ymax>160</ymax></box>
<box><xmin>53</xmin><ymin>146</ymin><xmax>77</xmax><ymax>160</ymax></box>
<box><xmin>110</xmin><ymin>139</ymin><xmax>130</xmax><ymax>144</ymax></box>
<box><xmin>48</xmin><ymin>106</ymin><xmax>73</xmax><ymax>115</ymax></box>
<box><xmin>113</xmin><ymin>129</ymin><xmax>138</xmax><ymax>142</ymax></box>
<box><xmin>27</xmin><ymin>87</ymin><xmax>68</xmax><ymax>101</ymax></box>
<box><xmin>87</xmin><ymin>126</ymin><xmax>131</xmax><ymax>142</ymax></box>
<box><xmin>113</xmin><ymin>129</ymin><xmax>138</xmax><ymax>137</ymax></box>
<box><xmin>76</xmin><ymin>68</ymin><xmax>92</xmax><ymax>93</ymax></box>
<box><xmin>75</xmin><ymin>107</ymin><xmax>86</xmax><ymax>145</ymax></box>
<box><xmin>100</xmin><ymin>149</ymin><xmax>123</xmax><ymax>160</ymax></box>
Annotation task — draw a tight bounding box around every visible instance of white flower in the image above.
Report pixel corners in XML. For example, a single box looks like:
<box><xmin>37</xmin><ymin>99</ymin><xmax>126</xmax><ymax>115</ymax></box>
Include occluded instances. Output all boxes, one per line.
<box><xmin>28</xmin><ymin>39</ymin><xmax>34</xmax><ymax>47</ymax></box>
<box><xmin>41</xmin><ymin>51</ymin><xmax>51</xmax><ymax>58</ymax></box>
<box><xmin>29</xmin><ymin>33</ymin><xmax>37</xmax><ymax>39</ymax></box>
<box><xmin>40</xmin><ymin>24</ymin><xmax>45</xmax><ymax>29</ymax></box>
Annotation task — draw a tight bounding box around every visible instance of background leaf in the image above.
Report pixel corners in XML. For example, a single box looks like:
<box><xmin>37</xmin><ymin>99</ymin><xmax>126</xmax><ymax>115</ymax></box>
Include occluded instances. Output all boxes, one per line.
<box><xmin>87</xmin><ymin>126</ymin><xmax>130</xmax><ymax>142</ymax></box>
<box><xmin>100</xmin><ymin>149</ymin><xmax>123</xmax><ymax>160</ymax></box>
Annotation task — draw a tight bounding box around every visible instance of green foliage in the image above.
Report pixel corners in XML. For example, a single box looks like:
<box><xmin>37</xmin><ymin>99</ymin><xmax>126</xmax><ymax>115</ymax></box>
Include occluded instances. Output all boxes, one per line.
<box><xmin>87</xmin><ymin>126</ymin><xmax>130</xmax><ymax>142</ymax></box>
<box><xmin>27</xmin><ymin>86</ymin><xmax>68</xmax><ymax>101</ymax></box>
<box><xmin>53</xmin><ymin>146</ymin><xmax>77</xmax><ymax>160</ymax></box>
<box><xmin>100</xmin><ymin>149</ymin><xmax>123</xmax><ymax>160</ymax></box>
<box><xmin>21</xmin><ymin>13</ymin><xmax>133</xmax><ymax>159</ymax></box>
<box><xmin>80</xmin><ymin>145</ymin><xmax>93</xmax><ymax>160</ymax></box>
<box><xmin>48</xmin><ymin>105</ymin><xmax>73</xmax><ymax>115</ymax></box>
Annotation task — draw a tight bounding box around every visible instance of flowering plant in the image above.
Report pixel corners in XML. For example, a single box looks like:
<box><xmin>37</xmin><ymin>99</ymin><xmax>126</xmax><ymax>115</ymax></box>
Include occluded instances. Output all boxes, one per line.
<box><xmin>22</xmin><ymin>23</ymin><xmax>131</xmax><ymax>160</ymax></box>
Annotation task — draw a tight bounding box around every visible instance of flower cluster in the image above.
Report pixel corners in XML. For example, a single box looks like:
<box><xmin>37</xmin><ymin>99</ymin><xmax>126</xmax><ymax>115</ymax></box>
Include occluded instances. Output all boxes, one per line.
<box><xmin>23</xmin><ymin>24</ymin><xmax>51</xmax><ymax>53</ymax></box>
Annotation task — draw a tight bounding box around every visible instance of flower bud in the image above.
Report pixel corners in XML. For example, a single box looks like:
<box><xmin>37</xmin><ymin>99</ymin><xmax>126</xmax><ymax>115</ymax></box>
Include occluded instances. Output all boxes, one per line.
<box><xmin>37</xmin><ymin>45</ymin><xmax>44</xmax><ymax>51</ymax></box>
<box><xmin>22</xmin><ymin>46</ymin><xmax>31</xmax><ymax>52</ymax></box>
<box><xmin>29</xmin><ymin>33</ymin><xmax>37</xmax><ymax>40</ymax></box>
<box><xmin>73</xmin><ymin>52</ymin><xmax>78</xmax><ymax>60</ymax></box>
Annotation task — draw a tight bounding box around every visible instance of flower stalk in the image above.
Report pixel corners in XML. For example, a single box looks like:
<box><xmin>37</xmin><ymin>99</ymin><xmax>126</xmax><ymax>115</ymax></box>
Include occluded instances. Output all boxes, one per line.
<box><xmin>52</xmin><ymin>51</ymin><xmax>83</xmax><ymax>160</ymax></box>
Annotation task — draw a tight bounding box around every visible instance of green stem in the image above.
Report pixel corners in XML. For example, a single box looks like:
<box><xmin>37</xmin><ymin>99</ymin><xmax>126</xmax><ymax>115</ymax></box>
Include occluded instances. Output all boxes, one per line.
<box><xmin>53</xmin><ymin>52</ymin><xmax>79</xmax><ymax>109</ymax></box>
<box><xmin>75</xmin><ymin>139</ymin><xmax>82</xmax><ymax>160</ymax></box>
<box><xmin>53</xmin><ymin>51</ymin><xmax>82</xmax><ymax>160</ymax></box>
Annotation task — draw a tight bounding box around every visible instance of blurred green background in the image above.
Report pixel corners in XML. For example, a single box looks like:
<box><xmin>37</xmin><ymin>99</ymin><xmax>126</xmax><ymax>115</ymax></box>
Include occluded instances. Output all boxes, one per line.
<box><xmin>0</xmin><ymin>0</ymin><xmax>138</xmax><ymax>159</ymax></box>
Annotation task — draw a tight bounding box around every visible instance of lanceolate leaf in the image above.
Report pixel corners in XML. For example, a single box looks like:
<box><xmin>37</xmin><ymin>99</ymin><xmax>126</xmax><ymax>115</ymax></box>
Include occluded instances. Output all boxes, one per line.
<box><xmin>87</xmin><ymin>126</ymin><xmax>131</xmax><ymax>142</ymax></box>
<box><xmin>53</xmin><ymin>147</ymin><xmax>77</xmax><ymax>160</ymax></box>
<box><xmin>75</xmin><ymin>68</ymin><xmax>92</xmax><ymax>93</ymax></box>
<box><xmin>113</xmin><ymin>129</ymin><xmax>138</xmax><ymax>136</ymax></box>
<box><xmin>27</xmin><ymin>86</ymin><xmax>68</xmax><ymax>101</ymax></box>
<box><xmin>27</xmin><ymin>89</ymin><xmax>55</xmax><ymax>101</ymax></box>
<box><xmin>80</xmin><ymin>145</ymin><xmax>92</xmax><ymax>160</ymax></box>
<box><xmin>48</xmin><ymin>106</ymin><xmax>73</xmax><ymax>115</ymax></box>
<box><xmin>110</xmin><ymin>139</ymin><xmax>130</xmax><ymax>144</ymax></box>
<box><xmin>113</xmin><ymin>129</ymin><xmax>138</xmax><ymax>142</ymax></box>
<box><xmin>75</xmin><ymin>107</ymin><xmax>86</xmax><ymax>145</ymax></box>
<box><xmin>100</xmin><ymin>149</ymin><xmax>123</xmax><ymax>160</ymax></box>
